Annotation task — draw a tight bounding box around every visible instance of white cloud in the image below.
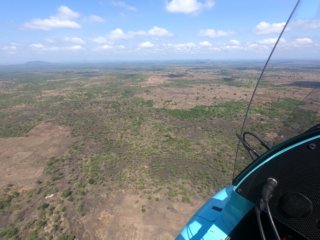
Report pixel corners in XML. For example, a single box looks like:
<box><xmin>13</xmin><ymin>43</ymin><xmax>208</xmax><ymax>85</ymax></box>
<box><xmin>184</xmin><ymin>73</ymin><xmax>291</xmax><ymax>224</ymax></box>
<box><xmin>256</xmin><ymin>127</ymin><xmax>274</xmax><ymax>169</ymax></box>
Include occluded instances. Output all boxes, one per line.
<box><xmin>247</xmin><ymin>43</ymin><xmax>260</xmax><ymax>49</ymax></box>
<box><xmin>92</xmin><ymin>36</ymin><xmax>108</xmax><ymax>44</ymax></box>
<box><xmin>137</xmin><ymin>26</ymin><xmax>172</xmax><ymax>37</ymax></box>
<box><xmin>258</xmin><ymin>19</ymin><xmax>320</xmax><ymax>32</ymax></box>
<box><xmin>148</xmin><ymin>26</ymin><xmax>173</xmax><ymax>37</ymax></box>
<box><xmin>30</xmin><ymin>43</ymin><xmax>45</xmax><ymax>49</ymax></box>
<box><xmin>258</xmin><ymin>38</ymin><xmax>286</xmax><ymax>45</ymax></box>
<box><xmin>163</xmin><ymin>42</ymin><xmax>198</xmax><ymax>53</ymax></box>
<box><xmin>199</xmin><ymin>41</ymin><xmax>212</xmax><ymax>47</ymax></box>
<box><xmin>92</xmin><ymin>26</ymin><xmax>172</xmax><ymax>43</ymax></box>
<box><xmin>224</xmin><ymin>45</ymin><xmax>242</xmax><ymax>50</ymax></box>
<box><xmin>177</xmin><ymin>42</ymin><xmax>196</xmax><ymax>48</ymax></box>
<box><xmin>1</xmin><ymin>43</ymin><xmax>18</xmax><ymax>53</ymax></box>
<box><xmin>57</xmin><ymin>6</ymin><xmax>80</xmax><ymax>19</ymax></box>
<box><xmin>27</xmin><ymin>43</ymin><xmax>85</xmax><ymax>52</ymax></box>
<box><xmin>129</xmin><ymin>30</ymin><xmax>147</xmax><ymax>37</ymax></box>
<box><xmin>23</xmin><ymin>18</ymin><xmax>80</xmax><ymax>31</ymax></box>
<box><xmin>85</xmin><ymin>15</ymin><xmax>105</xmax><ymax>23</ymax></box>
<box><xmin>64</xmin><ymin>37</ymin><xmax>86</xmax><ymax>44</ymax></box>
<box><xmin>2</xmin><ymin>45</ymin><xmax>17</xmax><ymax>51</ymax></box>
<box><xmin>139</xmin><ymin>41</ymin><xmax>155</xmax><ymax>48</ymax></box>
<box><xmin>199</xmin><ymin>28</ymin><xmax>234</xmax><ymax>38</ymax></box>
<box><xmin>68</xmin><ymin>45</ymin><xmax>83</xmax><ymax>50</ymax></box>
<box><xmin>294</xmin><ymin>37</ymin><xmax>313</xmax><ymax>45</ymax></box>
<box><xmin>112</xmin><ymin>1</ymin><xmax>137</xmax><ymax>11</ymax></box>
<box><xmin>108</xmin><ymin>28</ymin><xmax>128</xmax><ymax>40</ymax></box>
<box><xmin>91</xmin><ymin>31</ymin><xmax>123</xmax><ymax>44</ymax></box>
<box><xmin>171</xmin><ymin>42</ymin><xmax>197</xmax><ymax>49</ymax></box>
<box><xmin>293</xmin><ymin>19</ymin><xmax>320</xmax><ymax>29</ymax></box>
<box><xmin>98</xmin><ymin>44</ymin><xmax>125</xmax><ymax>50</ymax></box>
<box><xmin>229</xmin><ymin>40</ymin><xmax>240</xmax><ymax>46</ymax></box>
<box><xmin>33</xmin><ymin>45</ymin><xmax>58</xmax><ymax>51</ymax></box>
<box><xmin>101</xmin><ymin>44</ymin><xmax>113</xmax><ymax>49</ymax></box>
<box><xmin>23</xmin><ymin>5</ymin><xmax>81</xmax><ymax>30</ymax></box>
<box><xmin>166</xmin><ymin>0</ymin><xmax>214</xmax><ymax>14</ymax></box>
<box><xmin>254</xmin><ymin>21</ymin><xmax>285</xmax><ymax>35</ymax></box>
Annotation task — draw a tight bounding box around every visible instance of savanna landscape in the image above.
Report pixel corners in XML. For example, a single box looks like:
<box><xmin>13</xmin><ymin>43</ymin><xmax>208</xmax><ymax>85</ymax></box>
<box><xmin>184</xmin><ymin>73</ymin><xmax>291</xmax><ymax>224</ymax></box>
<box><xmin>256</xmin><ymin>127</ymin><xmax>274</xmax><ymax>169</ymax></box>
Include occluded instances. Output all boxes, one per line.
<box><xmin>0</xmin><ymin>60</ymin><xmax>319</xmax><ymax>240</ymax></box>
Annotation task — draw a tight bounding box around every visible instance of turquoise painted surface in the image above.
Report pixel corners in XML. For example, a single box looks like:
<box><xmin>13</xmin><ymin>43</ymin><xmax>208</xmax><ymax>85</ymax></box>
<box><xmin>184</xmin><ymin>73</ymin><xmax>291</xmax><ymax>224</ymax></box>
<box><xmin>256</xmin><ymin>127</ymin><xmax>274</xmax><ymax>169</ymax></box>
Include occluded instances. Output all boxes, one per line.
<box><xmin>176</xmin><ymin>185</ymin><xmax>253</xmax><ymax>240</ymax></box>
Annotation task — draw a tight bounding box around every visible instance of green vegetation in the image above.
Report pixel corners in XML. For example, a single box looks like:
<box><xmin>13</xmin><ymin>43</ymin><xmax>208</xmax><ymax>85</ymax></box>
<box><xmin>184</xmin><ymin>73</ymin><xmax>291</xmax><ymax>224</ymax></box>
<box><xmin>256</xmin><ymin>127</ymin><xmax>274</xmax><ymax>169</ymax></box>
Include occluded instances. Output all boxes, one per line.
<box><xmin>0</xmin><ymin>226</ymin><xmax>19</xmax><ymax>240</ymax></box>
<box><xmin>255</xmin><ymin>98</ymin><xmax>300</xmax><ymax>118</ymax></box>
<box><xmin>162</xmin><ymin>100</ymin><xmax>247</xmax><ymax>120</ymax></box>
<box><xmin>251</xmin><ymin>98</ymin><xmax>317</xmax><ymax>138</ymax></box>
<box><xmin>58</xmin><ymin>234</ymin><xmax>75</xmax><ymax>240</ymax></box>
<box><xmin>0</xmin><ymin>62</ymin><xmax>318</xmax><ymax>239</ymax></box>
<box><xmin>62</xmin><ymin>189</ymin><xmax>72</xmax><ymax>198</ymax></box>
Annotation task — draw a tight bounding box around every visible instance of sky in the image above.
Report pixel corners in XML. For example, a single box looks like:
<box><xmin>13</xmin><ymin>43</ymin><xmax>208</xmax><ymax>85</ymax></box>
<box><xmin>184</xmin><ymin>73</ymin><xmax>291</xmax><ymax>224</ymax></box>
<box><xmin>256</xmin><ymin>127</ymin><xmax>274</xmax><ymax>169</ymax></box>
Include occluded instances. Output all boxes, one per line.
<box><xmin>0</xmin><ymin>0</ymin><xmax>320</xmax><ymax>63</ymax></box>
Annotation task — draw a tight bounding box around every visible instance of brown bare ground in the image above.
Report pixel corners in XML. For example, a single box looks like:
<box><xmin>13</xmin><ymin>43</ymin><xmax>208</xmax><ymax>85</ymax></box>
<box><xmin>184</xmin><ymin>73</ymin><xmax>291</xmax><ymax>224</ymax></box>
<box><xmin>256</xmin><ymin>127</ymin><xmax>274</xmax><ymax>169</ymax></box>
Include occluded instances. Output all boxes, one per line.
<box><xmin>39</xmin><ymin>88</ymin><xmax>72</xmax><ymax>98</ymax></box>
<box><xmin>142</xmin><ymin>76</ymin><xmax>168</xmax><ymax>87</ymax></box>
<box><xmin>140</xmin><ymin>83</ymin><xmax>312</xmax><ymax>109</ymax></box>
<box><xmin>142</xmin><ymin>72</ymin><xmax>222</xmax><ymax>88</ymax></box>
<box><xmin>140</xmin><ymin>85</ymin><xmax>251</xmax><ymax>109</ymax></box>
<box><xmin>81</xmin><ymin>190</ymin><xmax>203</xmax><ymax>240</ymax></box>
<box><xmin>139</xmin><ymin>70</ymin><xmax>320</xmax><ymax>109</ymax></box>
<box><xmin>0</xmin><ymin>122</ymin><xmax>73</xmax><ymax>188</ymax></box>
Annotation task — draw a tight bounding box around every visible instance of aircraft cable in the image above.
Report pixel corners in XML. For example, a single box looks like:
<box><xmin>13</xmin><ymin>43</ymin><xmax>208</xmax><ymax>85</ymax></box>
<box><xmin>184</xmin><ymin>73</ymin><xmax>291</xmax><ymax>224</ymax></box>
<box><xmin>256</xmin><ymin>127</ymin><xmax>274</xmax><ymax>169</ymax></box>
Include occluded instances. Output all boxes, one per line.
<box><xmin>233</xmin><ymin>0</ymin><xmax>302</xmax><ymax>178</ymax></box>
<box><xmin>255</xmin><ymin>207</ymin><xmax>266</xmax><ymax>240</ymax></box>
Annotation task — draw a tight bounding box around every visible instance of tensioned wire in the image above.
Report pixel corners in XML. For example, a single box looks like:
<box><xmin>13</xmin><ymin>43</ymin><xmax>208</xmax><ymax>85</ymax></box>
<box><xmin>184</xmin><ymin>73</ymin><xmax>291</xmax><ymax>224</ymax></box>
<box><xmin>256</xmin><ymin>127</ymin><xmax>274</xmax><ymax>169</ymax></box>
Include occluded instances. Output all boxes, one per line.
<box><xmin>233</xmin><ymin>0</ymin><xmax>302</xmax><ymax>179</ymax></box>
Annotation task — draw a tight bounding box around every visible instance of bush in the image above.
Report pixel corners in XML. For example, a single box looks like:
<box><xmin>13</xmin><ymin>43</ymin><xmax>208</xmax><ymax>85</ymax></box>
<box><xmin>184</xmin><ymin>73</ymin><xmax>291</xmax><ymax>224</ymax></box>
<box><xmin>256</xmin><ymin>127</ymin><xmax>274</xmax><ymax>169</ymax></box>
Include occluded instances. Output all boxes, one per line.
<box><xmin>88</xmin><ymin>178</ymin><xmax>96</xmax><ymax>185</ymax></box>
<box><xmin>39</xmin><ymin>203</ymin><xmax>49</xmax><ymax>210</ymax></box>
<box><xmin>58</xmin><ymin>234</ymin><xmax>75</xmax><ymax>240</ymax></box>
<box><xmin>62</xmin><ymin>189</ymin><xmax>72</xmax><ymax>198</ymax></box>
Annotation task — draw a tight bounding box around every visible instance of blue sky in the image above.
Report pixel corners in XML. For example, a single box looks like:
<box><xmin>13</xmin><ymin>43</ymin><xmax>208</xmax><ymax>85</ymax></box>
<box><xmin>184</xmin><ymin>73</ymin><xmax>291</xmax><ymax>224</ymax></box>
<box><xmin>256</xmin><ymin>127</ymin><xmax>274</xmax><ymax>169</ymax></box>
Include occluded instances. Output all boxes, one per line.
<box><xmin>0</xmin><ymin>0</ymin><xmax>319</xmax><ymax>63</ymax></box>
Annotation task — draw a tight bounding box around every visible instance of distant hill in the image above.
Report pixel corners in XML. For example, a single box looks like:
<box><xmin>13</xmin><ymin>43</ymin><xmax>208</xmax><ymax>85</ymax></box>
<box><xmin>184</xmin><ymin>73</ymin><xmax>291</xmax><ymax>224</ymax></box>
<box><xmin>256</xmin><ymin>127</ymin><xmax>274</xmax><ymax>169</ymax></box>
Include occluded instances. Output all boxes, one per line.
<box><xmin>0</xmin><ymin>61</ymin><xmax>62</xmax><ymax>72</ymax></box>
<box><xmin>23</xmin><ymin>61</ymin><xmax>56</xmax><ymax>67</ymax></box>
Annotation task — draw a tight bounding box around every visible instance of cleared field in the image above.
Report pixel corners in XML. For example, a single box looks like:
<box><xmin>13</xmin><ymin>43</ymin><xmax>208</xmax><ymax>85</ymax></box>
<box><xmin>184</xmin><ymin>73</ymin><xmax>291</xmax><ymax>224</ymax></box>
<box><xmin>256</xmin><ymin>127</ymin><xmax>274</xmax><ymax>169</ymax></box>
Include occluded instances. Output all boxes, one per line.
<box><xmin>0</xmin><ymin>123</ymin><xmax>73</xmax><ymax>188</ymax></box>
